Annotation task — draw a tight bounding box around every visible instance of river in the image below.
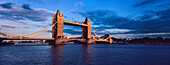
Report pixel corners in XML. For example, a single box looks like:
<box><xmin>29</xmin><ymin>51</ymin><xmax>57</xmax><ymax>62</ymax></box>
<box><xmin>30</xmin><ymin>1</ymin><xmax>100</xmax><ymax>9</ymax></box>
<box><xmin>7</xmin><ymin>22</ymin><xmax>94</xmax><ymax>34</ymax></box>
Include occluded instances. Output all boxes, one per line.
<box><xmin>0</xmin><ymin>43</ymin><xmax>170</xmax><ymax>65</ymax></box>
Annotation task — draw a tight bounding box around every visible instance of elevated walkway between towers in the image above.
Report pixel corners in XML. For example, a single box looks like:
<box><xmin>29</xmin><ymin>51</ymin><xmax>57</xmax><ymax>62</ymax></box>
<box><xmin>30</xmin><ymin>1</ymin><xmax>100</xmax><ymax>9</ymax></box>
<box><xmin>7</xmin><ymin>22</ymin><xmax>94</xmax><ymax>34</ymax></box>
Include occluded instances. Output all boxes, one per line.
<box><xmin>64</xmin><ymin>20</ymin><xmax>88</xmax><ymax>27</ymax></box>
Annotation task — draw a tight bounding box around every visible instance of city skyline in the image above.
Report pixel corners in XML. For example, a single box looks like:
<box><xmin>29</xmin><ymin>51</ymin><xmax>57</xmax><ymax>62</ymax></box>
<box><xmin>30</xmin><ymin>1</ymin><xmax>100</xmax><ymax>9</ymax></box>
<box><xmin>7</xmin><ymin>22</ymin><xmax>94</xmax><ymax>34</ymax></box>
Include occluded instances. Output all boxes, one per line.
<box><xmin>0</xmin><ymin>0</ymin><xmax>170</xmax><ymax>38</ymax></box>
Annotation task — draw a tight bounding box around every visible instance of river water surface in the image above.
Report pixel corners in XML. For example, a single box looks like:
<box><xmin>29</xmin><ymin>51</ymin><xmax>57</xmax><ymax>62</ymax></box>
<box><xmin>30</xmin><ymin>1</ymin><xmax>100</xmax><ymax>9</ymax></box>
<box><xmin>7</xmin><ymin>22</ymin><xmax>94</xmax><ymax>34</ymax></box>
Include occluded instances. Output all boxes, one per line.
<box><xmin>0</xmin><ymin>43</ymin><xmax>170</xmax><ymax>65</ymax></box>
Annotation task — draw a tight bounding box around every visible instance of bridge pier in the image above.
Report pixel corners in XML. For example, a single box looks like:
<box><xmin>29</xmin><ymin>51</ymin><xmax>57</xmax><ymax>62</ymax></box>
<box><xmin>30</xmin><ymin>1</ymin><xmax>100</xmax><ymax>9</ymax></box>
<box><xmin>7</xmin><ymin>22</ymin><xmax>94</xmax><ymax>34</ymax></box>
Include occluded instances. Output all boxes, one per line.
<box><xmin>85</xmin><ymin>39</ymin><xmax>96</xmax><ymax>44</ymax></box>
<box><xmin>55</xmin><ymin>38</ymin><xmax>67</xmax><ymax>45</ymax></box>
<box><xmin>48</xmin><ymin>39</ymin><xmax>67</xmax><ymax>45</ymax></box>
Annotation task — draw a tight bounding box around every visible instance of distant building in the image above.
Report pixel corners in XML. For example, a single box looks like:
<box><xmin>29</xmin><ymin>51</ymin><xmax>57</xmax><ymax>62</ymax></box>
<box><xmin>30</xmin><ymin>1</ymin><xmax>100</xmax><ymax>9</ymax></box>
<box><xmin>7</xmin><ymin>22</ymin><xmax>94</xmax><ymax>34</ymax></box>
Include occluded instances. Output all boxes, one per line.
<box><xmin>126</xmin><ymin>37</ymin><xmax>131</xmax><ymax>41</ymax></box>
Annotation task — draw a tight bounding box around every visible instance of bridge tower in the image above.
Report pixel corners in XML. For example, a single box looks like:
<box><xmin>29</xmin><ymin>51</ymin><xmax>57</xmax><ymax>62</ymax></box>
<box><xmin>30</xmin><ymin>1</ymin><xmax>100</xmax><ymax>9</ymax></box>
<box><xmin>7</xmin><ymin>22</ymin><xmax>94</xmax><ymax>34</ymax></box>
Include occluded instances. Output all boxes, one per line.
<box><xmin>51</xmin><ymin>9</ymin><xmax>67</xmax><ymax>45</ymax></box>
<box><xmin>52</xmin><ymin>9</ymin><xmax>64</xmax><ymax>38</ymax></box>
<box><xmin>82</xmin><ymin>17</ymin><xmax>91</xmax><ymax>39</ymax></box>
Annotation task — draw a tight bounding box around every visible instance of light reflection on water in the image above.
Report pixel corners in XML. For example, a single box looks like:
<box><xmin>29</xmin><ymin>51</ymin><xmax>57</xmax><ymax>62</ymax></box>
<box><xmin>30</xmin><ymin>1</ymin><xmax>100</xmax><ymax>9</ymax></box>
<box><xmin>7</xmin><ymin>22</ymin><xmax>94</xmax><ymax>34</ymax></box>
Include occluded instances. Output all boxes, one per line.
<box><xmin>0</xmin><ymin>43</ymin><xmax>170</xmax><ymax>65</ymax></box>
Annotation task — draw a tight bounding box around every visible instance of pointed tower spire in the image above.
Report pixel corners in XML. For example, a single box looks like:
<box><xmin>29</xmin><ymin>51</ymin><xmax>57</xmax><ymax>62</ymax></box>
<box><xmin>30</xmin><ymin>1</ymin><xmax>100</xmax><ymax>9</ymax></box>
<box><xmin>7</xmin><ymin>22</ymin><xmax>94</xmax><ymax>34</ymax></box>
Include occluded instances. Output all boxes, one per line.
<box><xmin>57</xmin><ymin>9</ymin><xmax>60</xmax><ymax>13</ymax></box>
<box><xmin>85</xmin><ymin>17</ymin><xmax>88</xmax><ymax>22</ymax></box>
<box><xmin>57</xmin><ymin>9</ymin><xmax>60</xmax><ymax>16</ymax></box>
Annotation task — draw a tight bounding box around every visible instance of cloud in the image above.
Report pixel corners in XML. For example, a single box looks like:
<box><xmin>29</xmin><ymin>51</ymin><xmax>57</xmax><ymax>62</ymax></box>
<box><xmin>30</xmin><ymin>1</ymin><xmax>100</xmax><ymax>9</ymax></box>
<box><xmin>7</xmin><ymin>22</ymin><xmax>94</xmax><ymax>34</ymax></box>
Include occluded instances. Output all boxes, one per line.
<box><xmin>133</xmin><ymin>0</ymin><xmax>164</xmax><ymax>7</ymax></box>
<box><xmin>64</xmin><ymin>27</ymin><xmax>74</xmax><ymax>29</ymax></box>
<box><xmin>0</xmin><ymin>26</ymin><xmax>2</xmax><ymax>30</ymax></box>
<box><xmin>29</xmin><ymin>24</ymin><xmax>47</xmax><ymax>28</ymax></box>
<box><xmin>0</xmin><ymin>2</ymin><xmax>53</xmax><ymax>22</ymax></box>
<box><xmin>22</xmin><ymin>4</ymin><xmax>32</xmax><ymax>10</ymax></box>
<box><xmin>0</xmin><ymin>16</ymin><xmax>28</xmax><ymax>24</ymax></box>
<box><xmin>27</xmin><ymin>0</ymin><xmax>45</xmax><ymax>4</ymax></box>
<box><xmin>100</xmin><ymin>29</ymin><xmax>133</xmax><ymax>33</ymax></box>
<box><xmin>92</xmin><ymin>25</ymin><xmax>100</xmax><ymax>28</ymax></box>
<box><xmin>70</xmin><ymin>9</ymin><xmax>76</xmax><ymax>13</ymax></box>
<box><xmin>0</xmin><ymin>2</ymin><xmax>13</xmax><ymax>9</ymax></box>
<box><xmin>78</xmin><ymin>10</ymin><xmax>131</xmax><ymax>29</ymax></box>
<box><xmin>136</xmin><ymin>14</ymin><xmax>159</xmax><ymax>21</ymax></box>
<box><xmin>0</xmin><ymin>7</ymin><xmax>53</xmax><ymax>21</ymax></box>
<box><xmin>75</xmin><ymin>2</ymin><xmax>83</xmax><ymax>6</ymax></box>
<box><xmin>92</xmin><ymin>24</ymin><xmax>112</xmax><ymax>28</ymax></box>
<box><xmin>157</xmin><ymin>3</ymin><xmax>170</xmax><ymax>8</ymax></box>
<box><xmin>73</xmin><ymin>29</ymin><xmax>82</xmax><ymax>32</ymax></box>
<box><xmin>69</xmin><ymin>2</ymin><xmax>86</xmax><ymax>13</ymax></box>
<box><xmin>0</xmin><ymin>16</ymin><xmax>47</xmax><ymax>28</ymax></box>
<box><xmin>77</xmin><ymin>9</ymin><xmax>170</xmax><ymax>36</ymax></box>
<box><xmin>0</xmin><ymin>24</ymin><xmax>30</xmax><ymax>29</ymax></box>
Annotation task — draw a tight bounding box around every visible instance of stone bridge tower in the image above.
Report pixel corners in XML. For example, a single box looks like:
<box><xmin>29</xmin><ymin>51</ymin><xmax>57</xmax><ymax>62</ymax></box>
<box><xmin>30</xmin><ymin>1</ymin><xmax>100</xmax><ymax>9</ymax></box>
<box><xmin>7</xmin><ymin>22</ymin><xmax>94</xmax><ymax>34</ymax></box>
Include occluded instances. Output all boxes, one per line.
<box><xmin>82</xmin><ymin>17</ymin><xmax>91</xmax><ymax>39</ymax></box>
<box><xmin>52</xmin><ymin>9</ymin><xmax>64</xmax><ymax>39</ymax></box>
<box><xmin>51</xmin><ymin>9</ymin><xmax>66</xmax><ymax>45</ymax></box>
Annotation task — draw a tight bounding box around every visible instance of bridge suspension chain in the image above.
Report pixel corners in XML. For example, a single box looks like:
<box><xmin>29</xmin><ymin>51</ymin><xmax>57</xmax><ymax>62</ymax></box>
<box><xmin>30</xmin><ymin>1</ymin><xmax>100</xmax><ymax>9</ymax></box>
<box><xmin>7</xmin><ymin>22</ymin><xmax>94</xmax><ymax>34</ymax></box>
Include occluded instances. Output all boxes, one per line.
<box><xmin>24</xmin><ymin>22</ymin><xmax>57</xmax><ymax>37</ymax></box>
<box><xmin>0</xmin><ymin>31</ymin><xmax>19</xmax><ymax>37</ymax></box>
<box><xmin>0</xmin><ymin>22</ymin><xmax>57</xmax><ymax>38</ymax></box>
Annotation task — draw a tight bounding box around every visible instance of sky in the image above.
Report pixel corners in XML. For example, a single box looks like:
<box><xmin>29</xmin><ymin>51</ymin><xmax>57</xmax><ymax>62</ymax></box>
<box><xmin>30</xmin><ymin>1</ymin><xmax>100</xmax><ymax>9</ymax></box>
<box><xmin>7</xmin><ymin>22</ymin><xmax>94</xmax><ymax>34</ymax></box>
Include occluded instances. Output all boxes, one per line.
<box><xmin>0</xmin><ymin>0</ymin><xmax>170</xmax><ymax>39</ymax></box>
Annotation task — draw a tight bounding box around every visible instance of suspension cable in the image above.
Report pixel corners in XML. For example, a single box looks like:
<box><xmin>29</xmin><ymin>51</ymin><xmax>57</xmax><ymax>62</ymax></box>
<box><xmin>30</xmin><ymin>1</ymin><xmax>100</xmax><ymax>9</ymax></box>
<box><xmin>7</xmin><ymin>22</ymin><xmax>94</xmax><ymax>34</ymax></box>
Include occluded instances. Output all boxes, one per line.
<box><xmin>24</xmin><ymin>22</ymin><xmax>57</xmax><ymax>37</ymax></box>
<box><xmin>0</xmin><ymin>22</ymin><xmax>57</xmax><ymax>38</ymax></box>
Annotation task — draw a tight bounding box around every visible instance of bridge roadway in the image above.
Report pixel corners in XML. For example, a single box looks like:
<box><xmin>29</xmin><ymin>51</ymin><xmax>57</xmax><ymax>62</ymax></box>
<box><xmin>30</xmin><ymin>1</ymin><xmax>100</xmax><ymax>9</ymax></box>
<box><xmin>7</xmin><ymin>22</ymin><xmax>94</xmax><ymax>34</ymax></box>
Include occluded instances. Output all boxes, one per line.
<box><xmin>0</xmin><ymin>38</ymin><xmax>89</xmax><ymax>41</ymax></box>
<box><xmin>0</xmin><ymin>37</ymin><xmax>110</xmax><ymax>44</ymax></box>
<box><xmin>67</xmin><ymin>39</ymin><xmax>110</xmax><ymax>43</ymax></box>
<box><xmin>0</xmin><ymin>38</ymin><xmax>88</xmax><ymax>42</ymax></box>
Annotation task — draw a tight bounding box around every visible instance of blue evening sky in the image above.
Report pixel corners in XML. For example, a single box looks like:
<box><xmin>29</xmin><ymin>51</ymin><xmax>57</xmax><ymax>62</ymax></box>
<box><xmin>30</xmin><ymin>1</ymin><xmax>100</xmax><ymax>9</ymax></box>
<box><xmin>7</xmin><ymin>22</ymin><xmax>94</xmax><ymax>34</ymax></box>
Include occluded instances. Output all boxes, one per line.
<box><xmin>0</xmin><ymin>0</ymin><xmax>170</xmax><ymax>38</ymax></box>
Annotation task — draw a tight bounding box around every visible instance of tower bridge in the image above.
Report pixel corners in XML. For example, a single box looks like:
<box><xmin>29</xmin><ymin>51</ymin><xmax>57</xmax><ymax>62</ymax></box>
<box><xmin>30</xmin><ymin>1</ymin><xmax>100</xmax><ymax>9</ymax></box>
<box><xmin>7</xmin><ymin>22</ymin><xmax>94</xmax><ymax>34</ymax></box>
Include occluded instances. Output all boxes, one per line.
<box><xmin>52</xmin><ymin>9</ymin><xmax>91</xmax><ymax>39</ymax></box>
<box><xmin>0</xmin><ymin>9</ymin><xmax>113</xmax><ymax>45</ymax></box>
